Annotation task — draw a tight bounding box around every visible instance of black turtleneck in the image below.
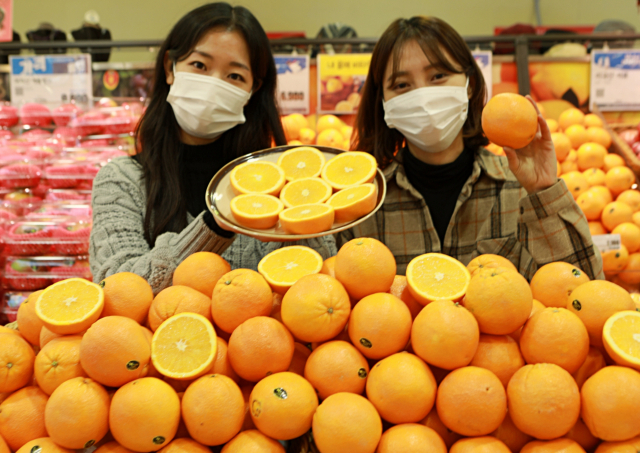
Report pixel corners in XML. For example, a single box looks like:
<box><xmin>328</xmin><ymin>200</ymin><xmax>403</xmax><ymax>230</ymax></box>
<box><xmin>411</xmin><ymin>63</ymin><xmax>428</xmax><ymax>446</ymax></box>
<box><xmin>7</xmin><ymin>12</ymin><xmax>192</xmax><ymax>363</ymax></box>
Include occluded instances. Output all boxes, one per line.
<box><xmin>402</xmin><ymin>147</ymin><xmax>474</xmax><ymax>246</ymax></box>
<box><xmin>180</xmin><ymin>139</ymin><xmax>234</xmax><ymax>238</ymax></box>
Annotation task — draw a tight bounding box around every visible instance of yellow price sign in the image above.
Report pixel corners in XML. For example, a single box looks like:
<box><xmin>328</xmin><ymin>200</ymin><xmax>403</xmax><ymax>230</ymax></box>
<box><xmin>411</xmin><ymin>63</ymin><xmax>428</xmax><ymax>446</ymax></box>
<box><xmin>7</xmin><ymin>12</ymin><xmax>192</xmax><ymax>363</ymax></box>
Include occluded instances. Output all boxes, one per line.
<box><xmin>318</xmin><ymin>54</ymin><xmax>371</xmax><ymax>114</ymax></box>
<box><xmin>319</xmin><ymin>54</ymin><xmax>372</xmax><ymax>77</ymax></box>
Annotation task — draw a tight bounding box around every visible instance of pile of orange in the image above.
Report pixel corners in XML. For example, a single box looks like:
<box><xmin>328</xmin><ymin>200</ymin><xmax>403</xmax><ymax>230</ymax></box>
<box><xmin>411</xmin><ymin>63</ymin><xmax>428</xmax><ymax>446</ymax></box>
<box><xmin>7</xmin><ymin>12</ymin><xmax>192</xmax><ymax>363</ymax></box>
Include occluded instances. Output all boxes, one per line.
<box><xmin>4</xmin><ymin>241</ymin><xmax>640</xmax><ymax>453</ymax></box>
<box><xmin>282</xmin><ymin>113</ymin><xmax>353</xmax><ymax>151</ymax></box>
<box><xmin>229</xmin><ymin>147</ymin><xmax>378</xmax><ymax>234</ymax></box>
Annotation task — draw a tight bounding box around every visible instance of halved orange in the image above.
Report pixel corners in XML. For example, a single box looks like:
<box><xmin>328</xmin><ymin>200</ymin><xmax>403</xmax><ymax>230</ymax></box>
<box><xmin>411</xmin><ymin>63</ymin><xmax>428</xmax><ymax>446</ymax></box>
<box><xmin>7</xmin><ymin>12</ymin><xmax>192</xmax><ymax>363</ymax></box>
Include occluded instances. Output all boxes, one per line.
<box><xmin>257</xmin><ymin>246</ymin><xmax>324</xmax><ymax>294</ymax></box>
<box><xmin>406</xmin><ymin>253</ymin><xmax>471</xmax><ymax>305</ymax></box>
<box><xmin>279</xmin><ymin>204</ymin><xmax>335</xmax><ymax>235</ymax></box>
<box><xmin>230</xmin><ymin>194</ymin><xmax>284</xmax><ymax>229</ymax></box>
<box><xmin>151</xmin><ymin>312</ymin><xmax>217</xmax><ymax>380</ymax></box>
<box><xmin>35</xmin><ymin>278</ymin><xmax>104</xmax><ymax>335</ymax></box>
<box><xmin>230</xmin><ymin>161</ymin><xmax>286</xmax><ymax>196</ymax></box>
<box><xmin>327</xmin><ymin>183</ymin><xmax>377</xmax><ymax>223</ymax></box>
<box><xmin>277</xmin><ymin>147</ymin><xmax>326</xmax><ymax>181</ymax></box>
<box><xmin>279</xmin><ymin>177</ymin><xmax>333</xmax><ymax>208</ymax></box>
<box><xmin>603</xmin><ymin>310</ymin><xmax>640</xmax><ymax>370</ymax></box>
<box><xmin>321</xmin><ymin>151</ymin><xmax>377</xmax><ymax>191</ymax></box>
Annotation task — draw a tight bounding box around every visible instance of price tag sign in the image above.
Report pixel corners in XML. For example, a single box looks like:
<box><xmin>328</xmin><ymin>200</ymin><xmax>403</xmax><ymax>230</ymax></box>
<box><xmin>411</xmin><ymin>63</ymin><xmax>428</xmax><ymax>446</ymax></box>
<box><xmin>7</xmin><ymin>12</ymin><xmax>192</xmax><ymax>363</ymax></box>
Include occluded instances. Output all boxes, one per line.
<box><xmin>472</xmin><ymin>51</ymin><xmax>492</xmax><ymax>100</ymax></box>
<box><xmin>590</xmin><ymin>50</ymin><xmax>640</xmax><ymax>111</ymax></box>
<box><xmin>274</xmin><ymin>55</ymin><xmax>310</xmax><ymax>115</ymax></box>
<box><xmin>318</xmin><ymin>54</ymin><xmax>371</xmax><ymax>114</ymax></box>
<box><xmin>10</xmin><ymin>54</ymin><xmax>93</xmax><ymax>108</ymax></box>
<box><xmin>592</xmin><ymin>234</ymin><xmax>622</xmax><ymax>254</ymax></box>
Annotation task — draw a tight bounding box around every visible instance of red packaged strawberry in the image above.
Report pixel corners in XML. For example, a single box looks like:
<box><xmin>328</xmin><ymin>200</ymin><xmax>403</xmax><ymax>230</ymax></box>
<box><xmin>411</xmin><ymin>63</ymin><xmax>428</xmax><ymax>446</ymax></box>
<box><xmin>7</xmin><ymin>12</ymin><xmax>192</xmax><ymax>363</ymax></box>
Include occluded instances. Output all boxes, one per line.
<box><xmin>3</xmin><ymin>257</ymin><xmax>53</xmax><ymax>291</ymax></box>
<box><xmin>19</xmin><ymin>103</ymin><xmax>53</xmax><ymax>127</ymax></box>
<box><xmin>50</xmin><ymin>257</ymin><xmax>92</xmax><ymax>283</ymax></box>
<box><xmin>81</xmin><ymin>139</ymin><xmax>110</xmax><ymax>148</ymax></box>
<box><xmin>5</xmin><ymin>220</ymin><xmax>54</xmax><ymax>255</ymax></box>
<box><xmin>51</xmin><ymin>217</ymin><xmax>91</xmax><ymax>255</ymax></box>
<box><xmin>24</xmin><ymin>146</ymin><xmax>57</xmax><ymax>160</ymax></box>
<box><xmin>2</xmin><ymin>190</ymin><xmax>43</xmax><ymax>216</ymax></box>
<box><xmin>0</xmin><ymin>105</ymin><xmax>18</xmax><ymax>127</ymax></box>
<box><xmin>45</xmin><ymin>189</ymin><xmax>91</xmax><ymax>201</ymax></box>
<box><xmin>44</xmin><ymin>161</ymin><xmax>86</xmax><ymax>188</ymax></box>
<box><xmin>102</xmin><ymin>115</ymin><xmax>137</xmax><ymax>135</ymax></box>
<box><xmin>52</xmin><ymin>103</ymin><xmax>82</xmax><ymax>126</ymax></box>
<box><xmin>0</xmin><ymin>130</ymin><xmax>14</xmax><ymax>141</ymax></box>
<box><xmin>0</xmin><ymin>162</ymin><xmax>42</xmax><ymax>189</ymax></box>
<box><xmin>69</xmin><ymin>112</ymin><xmax>106</xmax><ymax>136</ymax></box>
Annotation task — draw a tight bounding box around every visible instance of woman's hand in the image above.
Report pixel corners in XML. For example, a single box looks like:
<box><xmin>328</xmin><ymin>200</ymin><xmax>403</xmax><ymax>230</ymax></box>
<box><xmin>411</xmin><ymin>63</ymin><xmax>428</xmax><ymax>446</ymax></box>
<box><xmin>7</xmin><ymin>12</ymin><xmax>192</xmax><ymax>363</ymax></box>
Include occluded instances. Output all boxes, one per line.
<box><xmin>503</xmin><ymin>96</ymin><xmax>559</xmax><ymax>195</ymax></box>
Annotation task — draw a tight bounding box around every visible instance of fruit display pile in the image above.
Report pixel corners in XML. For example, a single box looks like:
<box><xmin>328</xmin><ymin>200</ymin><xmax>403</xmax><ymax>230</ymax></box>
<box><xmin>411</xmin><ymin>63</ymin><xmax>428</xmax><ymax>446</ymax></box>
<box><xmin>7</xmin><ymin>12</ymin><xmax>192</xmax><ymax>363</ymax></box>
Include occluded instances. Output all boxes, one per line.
<box><xmin>228</xmin><ymin>147</ymin><xmax>378</xmax><ymax>234</ymax></box>
<box><xmin>2</xmin><ymin>238</ymin><xmax>640</xmax><ymax>453</ymax></box>
<box><xmin>281</xmin><ymin>113</ymin><xmax>353</xmax><ymax>150</ymax></box>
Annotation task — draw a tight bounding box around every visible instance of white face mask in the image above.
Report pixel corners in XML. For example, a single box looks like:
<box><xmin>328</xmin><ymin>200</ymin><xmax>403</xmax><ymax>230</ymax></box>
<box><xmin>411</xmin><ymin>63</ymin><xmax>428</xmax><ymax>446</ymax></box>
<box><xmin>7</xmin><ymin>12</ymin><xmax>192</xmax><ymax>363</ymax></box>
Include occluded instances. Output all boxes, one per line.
<box><xmin>167</xmin><ymin>65</ymin><xmax>252</xmax><ymax>140</ymax></box>
<box><xmin>383</xmin><ymin>78</ymin><xmax>469</xmax><ymax>153</ymax></box>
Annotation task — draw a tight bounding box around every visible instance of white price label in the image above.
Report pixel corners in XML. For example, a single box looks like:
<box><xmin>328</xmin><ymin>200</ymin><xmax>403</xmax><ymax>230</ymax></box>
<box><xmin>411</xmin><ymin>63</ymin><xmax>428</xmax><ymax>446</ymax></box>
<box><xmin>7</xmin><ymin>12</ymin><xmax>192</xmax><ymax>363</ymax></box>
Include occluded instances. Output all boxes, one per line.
<box><xmin>10</xmin><ymin>54</ymin><xmax>93</xmax><ymax>109</ymax></box>
<box><xmin>472</xmin><ymin>51</ymin><xmax>492</xmax><ymax>100</ymax></box>
<box><xmin>590</xmin><ymin>50</ymin><xmax>640</xmax><ymax>112</ymax></box>
<box><xmin>275</xmin><ymin>55</ymin><xmax>310</xmax><ymax>115</ymax></box>
<box><xmin>592</xmin><ymin>234</ymin><xmax>622</xmax><ymax>254</ymax></box>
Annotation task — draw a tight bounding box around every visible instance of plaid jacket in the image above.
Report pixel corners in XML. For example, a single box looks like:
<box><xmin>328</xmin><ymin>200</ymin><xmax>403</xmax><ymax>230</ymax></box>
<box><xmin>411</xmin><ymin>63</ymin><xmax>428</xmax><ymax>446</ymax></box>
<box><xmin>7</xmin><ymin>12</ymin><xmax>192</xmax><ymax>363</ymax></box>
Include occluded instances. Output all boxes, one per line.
<box><xmin>337</xmin><ymin>148</ymin><xmax>604</xmax><ymax>281</ymax></box>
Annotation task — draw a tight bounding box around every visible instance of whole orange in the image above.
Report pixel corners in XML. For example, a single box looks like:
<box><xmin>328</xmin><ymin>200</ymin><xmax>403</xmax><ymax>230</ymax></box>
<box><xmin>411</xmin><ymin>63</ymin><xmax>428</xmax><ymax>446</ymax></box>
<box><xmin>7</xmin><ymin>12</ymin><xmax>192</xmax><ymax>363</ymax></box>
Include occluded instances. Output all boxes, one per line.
<box><xmin>604</xmin><ymin>153</ymin><xmax>626</xmax><ymax>172</ymax></box>
<box><xmin>250</xmin><ymin>372</ymin><xmax>318</xmax><ymax>440</ymax></box>
<box><xmin>15</xmin><ymin>438</ymin><xmax>73</xmax><ymax>453</ymax></box>
<box><xmin>312</xmin><ymin>392</ymin><xmax>382</xmax><ymax>453</ymax></box>
<box><xmin>348</xmin><ymin>292</ymin><xmax>412</xmax><ymax>359</ymax></box>
<box><xmin>281</xmin><ymin>273</ymin><xmax>350</xmax><ymax>343</ymax></box>
<box><xmin>0</xmin><ymin>386</ymin><xmax>49</xmax><ymax>451</ymax></box>
<box><xmin>572</xmin><ymin>346</ymin><xmax>607</xmax><ymax>390</ymax></box>
<box><xmin>436</xmin><ymin>366</ymin><xmax>507</xmax><ymax>436</ymax></box>
<box><xmin>34</xmin><ymin>335</ymin><xmax>87</xmax><ymax>395</ymax></box>
<box><xmin>551</xmin><ymin>132</ymin><xmax>572</xmax><ymax>162</ymax></box>
<box><xmin>586</xmin><ymin>126</ymin><xmax>612</xmax><ymax>148</ymax></box>
<box><xmin>100</xmin><ymin>272</ymin><xmax>153</xmax><ymax>323</ymax></box>
<box><xmin>334</xmin><ymin>237</ymin><xmax>396</xmax><ymax>300</ymax></box>
<box><xmin>595</xmin><ymin>439</ymin><xmax>640</xmax><ymax>453</ymax></box>
<box><xmin>491</xmin><ymin>411</ymin><xmax>533</xmax><ymax>453</ymax></box>
<box><xmin>109</xmin><ymin>377</ymin><xmax>180</xmax><ymax>452</ymax></box>
<box><xmin>565</xmin><ymin>418</ymin><xmax>600</xmax><ymax>452</ymax></box>
<box><xmin>210</xmin><ymin>337</ymin><xmax>239</xmax><ymax>382</ymax></box>
<box><xmin>463</xmin><ymin>267</ymin><xmax>533</xmax><ymax>335</ymax></box>
<box><xmin>619</xmin><ymin>252</ymin><xmax>640</xmax><ymax>284</ymax></box>
<box><xmin>530</xmin><ymin>262</ymin><xmax>590</xmax><ymax>308</ymax></box>
<box><xmin>449</xmin><ymin>436</ymin><xmax>511</xmax><ymax>453</ymax></box>
<box><xmin>411</xmin><ymin>300</ymin><xmax>479</xmax><ymax>370</ymax></box>
<box><xmin>507</xmin><ymin>363</ymin><xmax>580</xmax><ymax>439</ymax></box>
<box><xmin>173</xmin><ymin>252</ymin><xmax>231</xmax><ymax>297</ymax></box>
<box><xmin>45</xmin><ymin>377</ymin><xmax>110</xmax><ymax>449</ymax></box>
<box><xmin>617</xmin><ymin>189</ymin><xmax>640</xmax><ymax>212</ymax></box>
<box><xmin>577</xmin><ymin>142</ymin><xmax>607</xmax><ymax>171</ymax></box>
<box><xmin>613</xmin><ymin>222</ymin><xmax>640</xmax><ymax>253</ymax></box>
<box><xmin>606</xmin><ymin>166</ymin><xmax>636</xmax><ymax>197</ymax></box>
<box><xmin>16</xmin><ymin>290</ymin><xmax>45</xmax><ymax>345</ymax></box>
<box><xmin>80</xmin><ymin>316</ymin><xmax>150</xmax><ymax>387</ymax></box>
<box><xmin>376</xmin><ymin>423</ymin><xmax>446</xmax><ymax>453</ymax></box>
<box><xmin>304</xmin><ymin>340</ymin><xmax>369</xmax><ymax>400</ymax></box>
<box><xmin>519</xmin><ymin>307</ymin><xmax>590</xmax><ymax>374</ymax></box>
<box><xmin>577</xmin><ymin>189</ymin><xmax>607</xmax><ymax>220</ymax></box>
<box><xmin>466</xmin><ymin>254</ymin><xmax>517</xmax><ymax>276</ymax></box>
<box><xmin>39</xmin><ymin>326</ymin><xmax>63</xmax><ymax>349</ymax></box>
<box><xmin>220</xmin><ymin>430</ymin><xmax>285</xmax><ymax>453</ymax></box>
<box><xmin>0</xmin><ymin>332</ymin><xmax>35</xmax><ymax>393</ymax></box>
<box><xmin>419</xmin><ymin>408</ymin><xmax>462</xmax><ymax>449</ymax></box>
<box><xmin>157</xmin><ymin>438</ymin><xmax>210</xmax><ymax>453</ymax></box>
<box><xmin>320</xmin><ymin>256</ymin><xmax>336</xmax><ymax>278</ymax></box>
<box><xmin>288</xmin><ymin>342</ymin><xmax>311</xmax><ymax>376</ymax></box>
<box><xmin>211</xmin><ymin>269</ymin><xmax>273</xmax><ymax>334</ymax></box>
<box><xmin>469</xmin><ymin>334</ymin><xmax>525</xmax><ymax>387</ymax></box>
<box><xmin>95</xmin><ymin>441</ymin><xmax>136</xmax><ymax>453</ymax></box>
<box><xmin>558</xmin><ymin>108</ymin><xmax>585</xmax><ymax>131</ymax></box>
<box><xmin>561</xmin><ymin>171</ymin><xmax>590</xmax><ymax>200</ymax></box>
<box><xmin>148</xmin><ymin>285</ymin><xmax>212</xmax><ymax>332</ymax></box>
<box><xmin>565</xmin><ymin>124</ymin><xmax>589</xmax><ymax>149</ymax></box>
<box><xmin>567</xmin><ymin>280</ymin><xmax>635</xmax><ymax>347</ymax></box>
<box><xmin>227</xmin><ymin>317</ymin><xmax>294</xmax><ymax>382</ymax></box>
<box><xmin>602</xmin><ymin>244</ymin><xmax>630</xmax><ymax>276</ymax></box>
<box><xmin>182</xmin><ymin>374</ymin><xmax>244</xmax><ymax>445</ymax></box>
<box><xmin>366</xmin><ymin>352</ymin><xmax>437</xmax><ymax>424</ymax></box>
<box><xmin>482</xmin><ymin>93</ymin><xmax>538</xmax><ymax>149</ymax></box>
<box><xmin>583</xmin><ymin>168</ymin><xmax>606</xmax><ymax>187</ymax></box>
<box><xmin>521</xmin><ymin>438</ymin><xmax>586</xmax><ymax>453</ymax></box>
<box><xmin>581</xmin><ymin>366</ymin><xmax>640</xmax><ymax>441</ymax></box>
<box><xmin>389</xmin><ymin>275</ymin><xmax>423</xmax><ymax>319</ymax></box>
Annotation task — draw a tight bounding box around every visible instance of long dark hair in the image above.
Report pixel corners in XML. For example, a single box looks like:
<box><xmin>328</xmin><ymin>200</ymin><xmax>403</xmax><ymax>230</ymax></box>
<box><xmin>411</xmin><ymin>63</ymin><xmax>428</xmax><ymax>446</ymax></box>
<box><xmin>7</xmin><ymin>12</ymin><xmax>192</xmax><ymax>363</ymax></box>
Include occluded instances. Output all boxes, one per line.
<box><xmin>353</xmin><ymin>16</ymin><xmax>488</xmax><ymax>168</ymax></box>
<box><xmin>134</xmin><ymin>2</ymin><xmax>286</xmax><ymax>246</ymax></box>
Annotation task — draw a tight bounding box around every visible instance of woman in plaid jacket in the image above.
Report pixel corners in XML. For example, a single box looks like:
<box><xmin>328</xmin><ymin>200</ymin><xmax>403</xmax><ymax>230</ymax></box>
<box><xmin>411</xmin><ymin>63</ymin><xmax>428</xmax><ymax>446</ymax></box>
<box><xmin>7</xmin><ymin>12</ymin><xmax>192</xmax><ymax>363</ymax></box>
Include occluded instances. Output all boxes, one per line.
<box><xmin>339</xmin><ymin>16</ymin><xmax>603</xmax><ymax>280</ymax></box>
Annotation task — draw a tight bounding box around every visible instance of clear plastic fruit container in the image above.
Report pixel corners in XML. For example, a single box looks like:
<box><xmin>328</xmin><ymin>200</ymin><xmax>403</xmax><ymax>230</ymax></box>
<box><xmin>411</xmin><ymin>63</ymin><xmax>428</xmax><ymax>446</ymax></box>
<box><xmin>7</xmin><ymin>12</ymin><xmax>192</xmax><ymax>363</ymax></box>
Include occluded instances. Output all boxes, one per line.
<box><xmin>4</xmin><ymin>216</ymin><xmax>91</xmax><ymax>256</ymax></box>
<box><xmin>0</xmin><ymin>105</ymin><xmax>18</xmax><ymax>128</ymax></box>
<box><xmin>2</xmin><ymin>255</ymin><xmax>92</xmax><ymax>291</ymax></box>
<box><xmin>101</xmin><ymin>116</ymin><xmax>138</xmax><ymax>135</ymax></box>
<box><xmin>0</xmin><ymin>291</ymin><xmax>32</xmax><ymax>323</ymax></box>
<box><xmin>44</xmin><ymin>189</ymin><xmax>92</xmax><ymax>202</ymax></box>
<box><xmin>19</xmin><ymin>104</ymin><xmax>53</xmax><ymax>127</ymax></box>
<box><xmin>21</xmin><ymin>146</ymin><xmax>58</xmax><ymax>160</ymax></box>
<box><xmin>1</xmin><ymin>188</ymin><xmax>44</xmax><ymax>216</ymax></box>
<box><xmin>69</xmin><ymin>112</ymin><xmax>107</xmax><ymax>137</ymax></box>
<box><xmin>26</xmin><ymin>202</ymin><xmax>92</xmax><ymax>219</ymax></box>
<box><xmin>42</xmin><ymin>159</ymin><xmax>101</xmax><ymax>189</ymax></box>
<box><xmin>0</xmin><ymin>158</ymin><xmax>43</xmax><ymax>189</ymax></box>
<box><xmin>21</xmin><ymin>129</ymin><xmax>52</xmax><ymax>141</ymax></box>
<box><xmin>52</xmin><ymin>104</ymin><xmax>83</xmax><ymax>127</ymax></box>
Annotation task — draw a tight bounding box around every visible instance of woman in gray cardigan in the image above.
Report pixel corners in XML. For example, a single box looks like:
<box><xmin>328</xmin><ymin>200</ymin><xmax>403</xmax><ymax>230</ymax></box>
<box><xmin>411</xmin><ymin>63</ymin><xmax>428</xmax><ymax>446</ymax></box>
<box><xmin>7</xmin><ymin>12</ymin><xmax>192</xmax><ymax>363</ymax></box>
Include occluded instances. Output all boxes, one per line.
<box><xmin>89</xmin><ymin>3</ymin><xmax>335</xmax><ymax>294</ymax></box>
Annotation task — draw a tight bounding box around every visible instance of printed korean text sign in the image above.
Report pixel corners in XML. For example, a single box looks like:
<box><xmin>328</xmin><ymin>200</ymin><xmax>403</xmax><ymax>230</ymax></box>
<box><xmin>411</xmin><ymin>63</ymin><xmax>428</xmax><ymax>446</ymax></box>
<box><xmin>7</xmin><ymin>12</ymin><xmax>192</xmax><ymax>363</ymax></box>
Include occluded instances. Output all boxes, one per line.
<box><xmin>472</xmin><ymin>51</ymin><xmax>492</xmax><ymax>100</ymax></box>
<box><xmin>318</xmin><ymin>54</ymin><xmax>371</xmax><ymax>114</ymax></box>
<box><xmin>275</xmin><ymin>55</ymin><xmax>310</xmax><ymax>115</ymax></box>
<box><xmin>10</xmin><ymin>55</ymin><xmax>93</xmax><ymax>108</ymax></box>
<box><xmin>590</xmin><ymin>50</ymin><xmax>640</xmax><ymax>111</ymax></box>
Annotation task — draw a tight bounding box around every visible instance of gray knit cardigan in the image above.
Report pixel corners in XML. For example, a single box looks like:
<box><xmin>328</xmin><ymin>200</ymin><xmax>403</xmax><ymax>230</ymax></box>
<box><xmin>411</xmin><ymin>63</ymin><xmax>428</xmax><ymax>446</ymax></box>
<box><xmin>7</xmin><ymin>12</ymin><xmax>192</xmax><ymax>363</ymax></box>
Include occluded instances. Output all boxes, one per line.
<box><xmin>89</xmin><ymin>157</ymin><xmax>337</xmax><ymax>294</ymax></box>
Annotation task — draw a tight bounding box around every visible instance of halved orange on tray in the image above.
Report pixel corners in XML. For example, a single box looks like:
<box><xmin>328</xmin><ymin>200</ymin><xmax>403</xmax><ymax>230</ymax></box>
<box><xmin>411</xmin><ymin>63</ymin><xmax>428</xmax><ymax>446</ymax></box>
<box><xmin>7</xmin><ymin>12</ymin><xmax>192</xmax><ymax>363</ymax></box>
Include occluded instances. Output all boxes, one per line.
<box><xmin>230</xmin><ymin>193</ymin><xmax>284</xmax><ymax>229</ymax></box>
<box><xmin>230</xmin><ymin>160</ymin><xmax>286</xmax><ymax>196</ymax></box>
<box><xmin>603</xmin><ymin>310</ymin><xmax>640</xmax><ymax>370</ymax></box>
<box><xmin>321</xmin><ymin>151</ymin><xmax>377</xmax><ymax>191</ymax></box>
<box><xmin>258</xmin><ymin>245</ymin><xmax>324</xmax><ymax>294</ymax></box>
<box><xmin>35</xmin><ymin>278</ymin><xmax>104</xmax><ymax>335</ymax></box>
<box><xmin>277</xmin><ymin>147</ymin><xmax>326</xmax><ymax>181</ymax></box>
<box><xmin>279</xmin><ymin>203</ymin><xmax>335</xmax><ymax>235</ymax></box>
<box><xmin>327</xmin><ymin>183</ymin><xmax>377</xmax><ymax>222</ymax></box>
<box><xmin>406</xmin><ymin>253</ymin><xmax>471</xmax><ymax>305</ymax></box>
<box><xmin>206</xmin><ymin>145</ymin><xmax>386</xmax><ymax>240</ymax></box>
<box><xmin>279</xmin><ymin>177</ymin><xmax>333</xmax><ymax>208</ymax></box>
